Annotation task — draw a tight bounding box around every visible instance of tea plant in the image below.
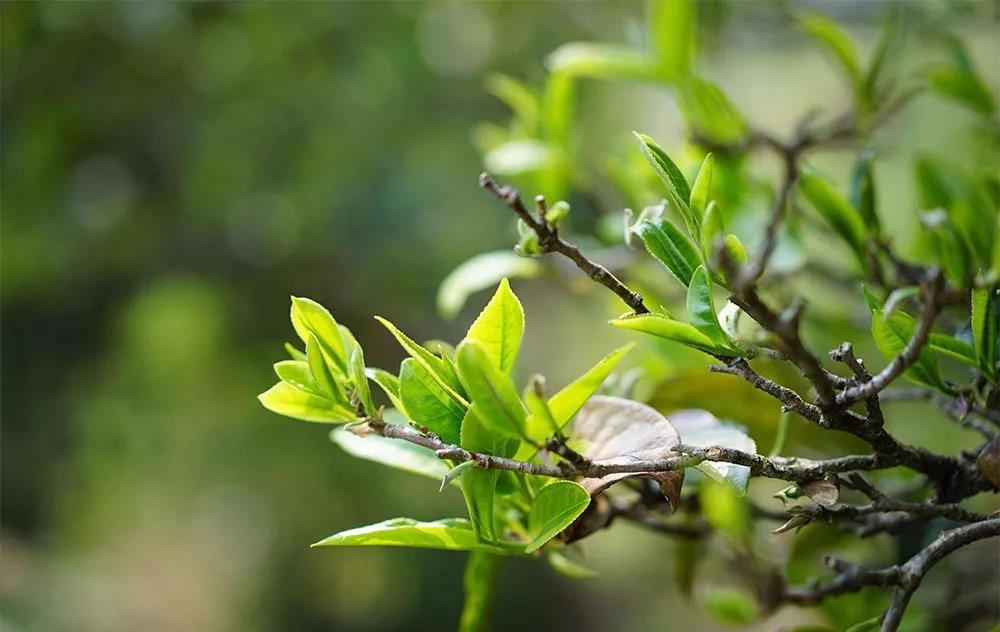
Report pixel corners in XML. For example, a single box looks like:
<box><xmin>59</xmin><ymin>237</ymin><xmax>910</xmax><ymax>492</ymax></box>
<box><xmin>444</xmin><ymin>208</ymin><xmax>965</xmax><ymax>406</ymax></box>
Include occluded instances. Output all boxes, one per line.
<box><xmin>259</xmin><ymin>2</ymin><xmax>998</xmax><ymax>630</ymax></box>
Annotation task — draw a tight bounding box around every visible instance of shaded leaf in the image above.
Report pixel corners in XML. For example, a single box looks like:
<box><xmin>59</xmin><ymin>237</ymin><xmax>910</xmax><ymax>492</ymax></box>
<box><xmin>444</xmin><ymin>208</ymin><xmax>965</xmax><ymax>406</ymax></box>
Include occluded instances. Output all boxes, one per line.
<box><xmin>331</xmin><ymin>425</ymin><xmax>451</xmax><ymax>482</ymax></box>
<box><xmin>459</xmin><ymin>406</ymin><xmax>520</xmax><ymax>543</ymax></box>
<box><xmin>459</xmin><ymin>552</ymin><xmax>501</xmax><ymax>632</ymax></box>
<box><xmin>689</xmin><ymin>153</ymin><xmax>715</xmax><ymax>220</ymax></box>
<box><xmin>687</xmin><ymin>266</ymin><xmax>738</xmax><ymax>353</ymax></box>
<box><xmin>800</xmin><ymin>169</ymin><xmax>868</xmax><ymax>259</ymax></box>
<box><xmin>676</xmin><ymin>76</ymin><xmax>747</xmax><ymax>144</ymax></box>
<box><xmin>801</xmin><ymin>477</ymin><xmax>840</xmax><ymax>507</ymax></box>
<box><xmin>703</xmin><ymin>586</ymin><xmax>760</xmax><ymax>626</ymax></box>
<box><xmin>633</xmin><ymin>216</ymin><xmax>702</xmax><ymax>287</ymax></box>
<box><xmin>972</xmin><ymin>287</ymin><xmax>998</xmax><ymax>380</ymax></box>
<box><xmin>870</xmin><ymin>309</ymin><xmax>945</xmax><ymax>390</ymax></box>
<box><xmin>399</xmin><ymin>358</ymin><xmax>465</xmax><ymax>445</ymax></box>
<box><xmin>548</xmin><ymin>551</ymin><xmax>599</xmax><ymax>579</ymax></box>
<box><xmin>798</xmin><ymin>12</ymin><xmax>862</xmax><ymax>99</ymax></box>
<box><xmin>366</xmin><ymin>367</ymin><xmax>404</xmax><ymax>411</ymax></box>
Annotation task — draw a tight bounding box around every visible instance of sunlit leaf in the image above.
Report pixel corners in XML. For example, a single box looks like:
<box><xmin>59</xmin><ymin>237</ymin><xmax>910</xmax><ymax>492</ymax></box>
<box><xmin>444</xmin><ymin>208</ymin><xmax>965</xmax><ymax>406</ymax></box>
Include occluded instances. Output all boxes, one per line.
<box><xmin>437</xmin><ymin>252</ymin><xmax>542</xmax><ymax>319</ymax></box>
<box><xmin>375</xmin><ymin>315</ymin><xmax>468</xmax><ymax>407</ymax></box>
<box><xmin>633</xmin><ymin>132</ymin><xmax>697</xmax><ymax>237</ymax></box>
<box><xmin>350</xmin><ymin>346</ymin><xmax>376</xmax><ymax>417</ymax></box>
<box><xmin>291</xmin><ymin>296</ymin><xmax>348</xmax><ymax>375</ymax></box>
<box><xmin>525</xmin><ymin>480</ymin><xmax>590</xmax><ymax>553</ymax></box>
<box><xmin>312</xmin><ymin>517</ymin><xmax>513</xmax><ymax>552</ymax></box>
<box><xmin>689</xmin><ymin>153</ymin><xmax>714</xmax><ymax>220</ymax></box>
<box><xmin>258</xmin><ymin>382</ymin><xmax>360</xmax><ymax>424</ymax></box>
<box><xmin>456</xmin><ymin>342</ymin><xmax>528</xmax><ymax>441</ymax></box>
<box><xmin>274</xmin><ymin>360</ymin><xmax>321</xmax><ymax>395</ymax></box>
<box><xmin>366</xmin><ymin>367</ymin><xmax>405</xmax><ymax>410</ymax></box>
<box><xmin>546</xmin><ymin>43</ymin><xmax>658</xmax><ymax>81</ymax></box>
<box><xmin>609</xmin><ymin>312</ymin><xmax>723</xmax><ymax>355</ymax></box>
<box><xmin>648</xmin><ymin>0</ymin><xmax>694</xmax><ymax>79</ymax></box>
<box><xmin>463</xmin><ymin>278</ymin><xmax>525</xmax><ymax>375</ymax></box>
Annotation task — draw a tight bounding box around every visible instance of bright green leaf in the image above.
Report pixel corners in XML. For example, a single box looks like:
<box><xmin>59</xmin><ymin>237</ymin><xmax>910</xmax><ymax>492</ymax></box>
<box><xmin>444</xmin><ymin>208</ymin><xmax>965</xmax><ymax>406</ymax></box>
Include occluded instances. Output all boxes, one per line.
<box><xmin>399</xmin><ymin>357</ymin><xmax>465</xmax><ymax>445</ymax></box>
<box><xmin>274</xmin><ymin>360</ymin><xmax>320</xmax><ymax>395</ymax></box>
<box><xmin>972</xmin><ymin>287</ymin><xmax>998</xmax><ymax>380</ymax></box>
<box><xmin>366</xmin><ymin>367</ymin><xmax>405</xmax><ymax>410</ymax></box>
<box><xmin>871</xmin><ymin>309</ymin><xmax>945</xmax><ymax>390</ymax></box>
<box><xmin>648</xmin><ymin>0</ymin><xmax>694</xmax><ymax>79</ymax></box>
<box><xmin>546</xmin><ymin>43</ymin><xmax>659</xmax><ymax>81</ymax></box>
<box><xmin>312</xmin><ymin>517</ymin><xmax>512</xmax><ymax>552</ymax></box>
<box><xmin>291</xmin><ymin>296</ymin><xmax>348</xmax><ymax>375</ymax></box>
<box><xmin>375</xmin><ymin>315</ymin><xmax>468</xmax><ymax>407</ymax></box>
<box><xmin>690</xmin><ymin>153</ymin><xmax>714</xmax><ymax>220</ymax></box>
<box><xmin>350</xmin><ymin>346</ymin><xmax>375</xmax><ymax>417</ymax></box>
<box><xmin>634</xmin><ymin>133</ymin><xmax>697</xmax><ymax>237</ymax></box>
<box><xmin>799</xmin><ymin>169</ymin><xmax>868</xmax><ymax>259</ymax></box>
<box><xmin>610</xmin><ymin>312</ymin><xmax>732</xmax><ymax>355</ymax></box>
<box><xmin>463</xmin><ymin>278</ymin><xmax>525</xmax><ymax>375</ymax></box>
<box><xmin>456</xmin><ymin>342</ymin><xmax>528</xmax><ymax>440</ymax></box>
<box><xmin>258</xmin><ymin>382</ymin><xmax>360</xmax><ymax>424</ymax></box>
<box><xmin>525</xmin><ymin>481</ymin><xmax>590</xmax><ymax>553</ymax></box>
<box><xmin>928</xmin><ymin>333</ymin><xmax>979</xmax><ymax>368</ymax></box>
<box><xmin>704</xmin><ymin>586</ymin><xmax>760</xmax><ymax>626</ymax></box>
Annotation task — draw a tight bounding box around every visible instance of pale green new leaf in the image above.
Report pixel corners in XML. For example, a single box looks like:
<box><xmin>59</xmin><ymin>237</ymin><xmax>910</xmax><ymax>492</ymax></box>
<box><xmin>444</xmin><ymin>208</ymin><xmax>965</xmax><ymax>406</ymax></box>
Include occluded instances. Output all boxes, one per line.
<box><xmin>459</xmin><ymin>406</ymin><xmax>520</xmax><ymax>542</ymax></box>
<box><xmin>689</xmin><ymin>153</ymin><xmax>714</xmax><ymax>220</ymax></box>
<box><xmin>330</xmin><ymin>426</ymin><xmax>451</xmax><ymax>482</ymax></box>
<box><xmin>700</xmin><ymin>201</ymin><xmax>724</xmax><ymax>261</ymax></box>
<box><xmin>274</xmin><ymin>360</ymin><xmax>320</xmax><ymax>395</ymax></box>
<box><xmin>375</xmin><ymin>315</ymin><xmax>468</xmax><ymax>407</ymax></box>
<box><xmin>456</xmin><ymin>342</ymin><xmax>528</xmax><ymax>440</ymax></box>
<box><xmin>365</xmin><ymin>367</ymin><xmax>404</xmax><ymax>410</ymax></box>
<box><xmin>927</xmin><ymin>333</ymin><xmax>978</xmax><ymax>368</ymax></box>
<box><xmin>609</xmin><ymin>313</ymin><xmax>722</xmax><ymax>354</ymax></box>
<box><xmin>399</xmin><ymin>358</ymin><xmax>465</xmax><ymax>445</ymax></box>
<box><xmin>634</xmin><ymin>133</ymin><xmax>697</xmax><ymax>238</ymax></box>
<box><xmin>258</xmin><ymin>382</ymin><xmax>360</xmax><ymax>424</ymax></box>
<box><xmin>349</xmin><ymin>346</ymin><xmax>375</xmax><ymax>417</ymax></box>
<box><xmin>548</xmin><ymin>551</ymin><xmax>599</xmax><ymax>579</ymax></box>
<box><xmin>437</xmin><ymin>252</ymin><xmax>541</xmax><ymax>319</ymax></box>
<box><xmin>525</xmin><ymin>481</ymin><xmax>590</xmax><ymax>553</ymax></box>
<box><xmin>523</xmin><ymin>381</ymin><xmax>559</xmax><ymax>440</ymax></box>
<box><xmin>312</xmin><ymin>517</ymin><xmax>511</xmax><ymax>552</ymax></box>
<box><xmin>284</xmin><ymin>342</ymin><xmax>306</xmax><ymax>361</ymax></box>
<box><xmin>633</xmin><ymin>217</ymin><xmax>701</xmax><ymax>287</ymax></box>
<box><xmin>464</xmin><ymin>278</ymin><xmax>525</xmax><ymax>375</ymax></box>
<box><xmin>291</xmin><ymin>296</ymin><xmax>348</xmax><ymax>375</ymax></box>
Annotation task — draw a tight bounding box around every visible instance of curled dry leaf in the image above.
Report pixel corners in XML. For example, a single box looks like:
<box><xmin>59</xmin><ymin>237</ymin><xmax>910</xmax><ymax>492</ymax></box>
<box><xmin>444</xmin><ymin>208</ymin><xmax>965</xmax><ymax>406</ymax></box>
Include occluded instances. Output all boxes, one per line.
<box><xmin>801</xmin><ymin>475</ymin><xmax>840</xmax><ymax>507</ymax></box>
<box><xmin>977</xmin><ymin>438</ymin><xmax>1000</xmax><ymax>488</ymax></box>
<box><xmin>573</xmin><ymin>396</ymin><xmax>684</xmax><ymax>509</ymax></box>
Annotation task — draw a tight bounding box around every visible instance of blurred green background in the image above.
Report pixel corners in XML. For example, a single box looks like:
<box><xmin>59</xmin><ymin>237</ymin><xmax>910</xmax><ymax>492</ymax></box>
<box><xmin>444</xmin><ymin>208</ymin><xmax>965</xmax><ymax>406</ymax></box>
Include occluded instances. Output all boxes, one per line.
<box><xmin>2</xmin><ymin>2</ymin><xmax>997</xmax><ymax>631</ymax></box>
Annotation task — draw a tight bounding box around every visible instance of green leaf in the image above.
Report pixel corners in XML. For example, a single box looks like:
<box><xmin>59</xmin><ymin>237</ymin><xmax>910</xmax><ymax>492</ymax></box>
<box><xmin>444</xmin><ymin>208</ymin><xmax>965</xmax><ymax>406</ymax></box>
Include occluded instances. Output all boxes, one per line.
<box><xmin>306</xmin><ymin>332</ymin><xmax>344</xmax><ymax>400</ymax></box>
<box><xmin>723</xmin><ymin>233</ymin><xmax>748</xmax><ymax>266</ymax></box>
<box><xmin>850</xmin><ymin>155</ymin><xmax>880</xmax><ymax>232</ymax></box>
<box><xmin>546</xmin><ymin>43</ymin><xmax>658</xmax><ymax>81</ymax></box>
<box><xmin>291</xmin><ymin>296</ymin><xmax>348</xmax><ymax>375</ymax></box>
<box><xmin>349</xmin><ymin>346</ymin><xmax>375</xmax><ymax>417</ymax></box>
<box><xmin>609</xmin><ymin>312</ymin><xmax>729</xmax><ymax>355</ymax></box>
<box><xmin>523</xmin><ymin>380</ymin><xmax>559</xmax><ymax>439</ymax></box>
<box><xmin>525</xmin><ymin>481</ymin><xmax>590</xmax><ymax>553</ymax></box>
<box><xmin>928</xmin><ymin>65</ymin><xmax>996</xmax><ymax>115</ymax></box>
<box><xmin>633</xmin><ymin>217</ymin><xmax>701</xmax><ymax>287</ymax></box>
<box><xmin>548</xmin><ymin>551</ymin><xmax>599</xmax><ymax>579</ymax></box>
<box><xmin>865</xmin><ymin>9</ymin><xmax>904</xmax><ymax>105</ymax></box>
<box><xmin>972</xmin><ymin>287</ymin><xmax>998</xmax><ymax>380</ymax></box>
<box><xmin>676</xmin><ymin>76</ymin><xmax>747</xmax><ymax>145</ymax></box>
<box><xmin>528</xmin><ymin>343</ymin><xmax>635</xmax><ymax>440</ymax></box>
<box><xmin>330</xmin><ymin>425</ymin><xmax>451</xmax><ymax>482</ymax></box>
<box><xmin>770</xmin><ymin>411</ymin><xmax>791</xmax><ymax>457</ymax></box>
<box><xmin>798</xmin><ymin>12</ymin><xmax>863</xmax><ymax>101</ymax></box>
<box><xmin>703</xmin><ymin>586</ymin><xmax>760</xmax><ymax>626</ymax></box>
<box><xmin>258</xmin><ymin>382</ymin><xmax>360</xmax><ymax>424</ymax></box>
<box><xmin>634</xmin><ymin>133</ymin><xmax>697</xmax><ymax>238</ymax></box>
<box><xmin>871</xmin><ymin>309</ymin><xmax>945</xmax><ymax>390</ymax></box>
<box><xmin>459</xmin><ymin>552</ymin><xmax>501</xmax><ymax>632</ymax></box>
<box><xmin>799</xmin><ymin>169</ymin><xmax>868</xmax><ymax>259</ymax></box>
<box><xmin>284</xmin><ymin>342</ymin><xmax>306</xmax><ymax>361</ymax></box>
<box><xmin>399</xmin><ymin>357</ymin><xmax>465</xmax><ymax>445</ymax></box>
<box><xmin>274</xmin><ymin>360</ymin><xmax>321</xmax><ymax>395</ymax></box>
<box><xmin>365</xmin><ymin>367</ymin><xmax>405</xmax><ymax>411</ymax></box>
<box><xmin>438</xmin><ymin>252</ymin><xmax>542</xmax><ymax>319</ymax></box>
<box><xmin>928</xmin><ymin>333</ymin><xmax>979</xmax><ymax>368</ymax></box>
<box><xmin>670</xmin><ymin>410</ymin><xmax>756</xmax><ymax>494</ymax></box>
<box><xmin>700</xmin><ymin>479</ymin><xmax>750</xmax><ymax>543</ymax></box>
<box><xmin>482</xmin><ymin>139</ymin><xmax>554</xmax><ymax>175</ymax></box>
<box><xmin>463</xmin><ymin>278</ymin><xmax>525</xmax><ymax>375</ymax></box>
<box><xmin>456</xmin><ymin>342</ymin><xmax>528</xmax><ymax>440</ymax></box>
<box><xmin>485</xmin><ymin>73</ymin><xmax>539</xmax><ymax>135</ymax></box>
<box><xmin>459</xmin><ymin>406</ymin><xmax>520</xmax><ymax>542</ymax></box>
<box><xmin>312</xmin><ymin>517</ymin><xmax>511</xmax><ymax>552</ymax></box>
<box><xmin>700</xmin><ymin>201</ymin><xmax>725</xmax><ymax>260</ymax></box>
<box><xmin>687</xmin><ymin>266</ymin><xmax>738</xmax><ymax>352</ymax></box>
<box><xmin>375</xmin><ymin>315</ymin><xmax>468</xmax><ymax>407</ymax></box>
<box><xmin>648</xmin><ymin>0</ymin><xmax>694</xmax><ymax>79</ymax></box>
<box><xmin>441</xmin><ymin>460</ymin><xmax>477</xmax><ymax>492</ymax></box>
<box><xmin>690</xmin><ymin>153</ymin><xmax>714</xmax><ymax>220</ymax></box>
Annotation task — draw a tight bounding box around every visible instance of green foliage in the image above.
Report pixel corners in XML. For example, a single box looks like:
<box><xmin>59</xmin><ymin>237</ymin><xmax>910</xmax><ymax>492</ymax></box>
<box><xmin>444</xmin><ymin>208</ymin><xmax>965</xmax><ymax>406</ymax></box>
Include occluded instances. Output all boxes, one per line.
<box><xmin>312</xmin><ymin>518</ymin><xmax>511</xmax><ymax>553</ymax></box>
<box><xmin>525</xmin><ymin>481</ymin><xmax>590</xmax><ymax>553</ymax></box>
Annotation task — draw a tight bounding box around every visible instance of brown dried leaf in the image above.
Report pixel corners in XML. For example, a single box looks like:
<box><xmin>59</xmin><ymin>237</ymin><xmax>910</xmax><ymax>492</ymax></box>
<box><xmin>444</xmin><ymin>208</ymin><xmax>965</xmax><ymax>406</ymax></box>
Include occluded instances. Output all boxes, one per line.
<box><xmin>801</xmin><ymin>477</ymin><xmax>840</xmax><ymax>507</ymax></box>
<box><xmin>573</xmin><ymin>396</ymin><xmax>684</xmax><ymax>509</ymax></box>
